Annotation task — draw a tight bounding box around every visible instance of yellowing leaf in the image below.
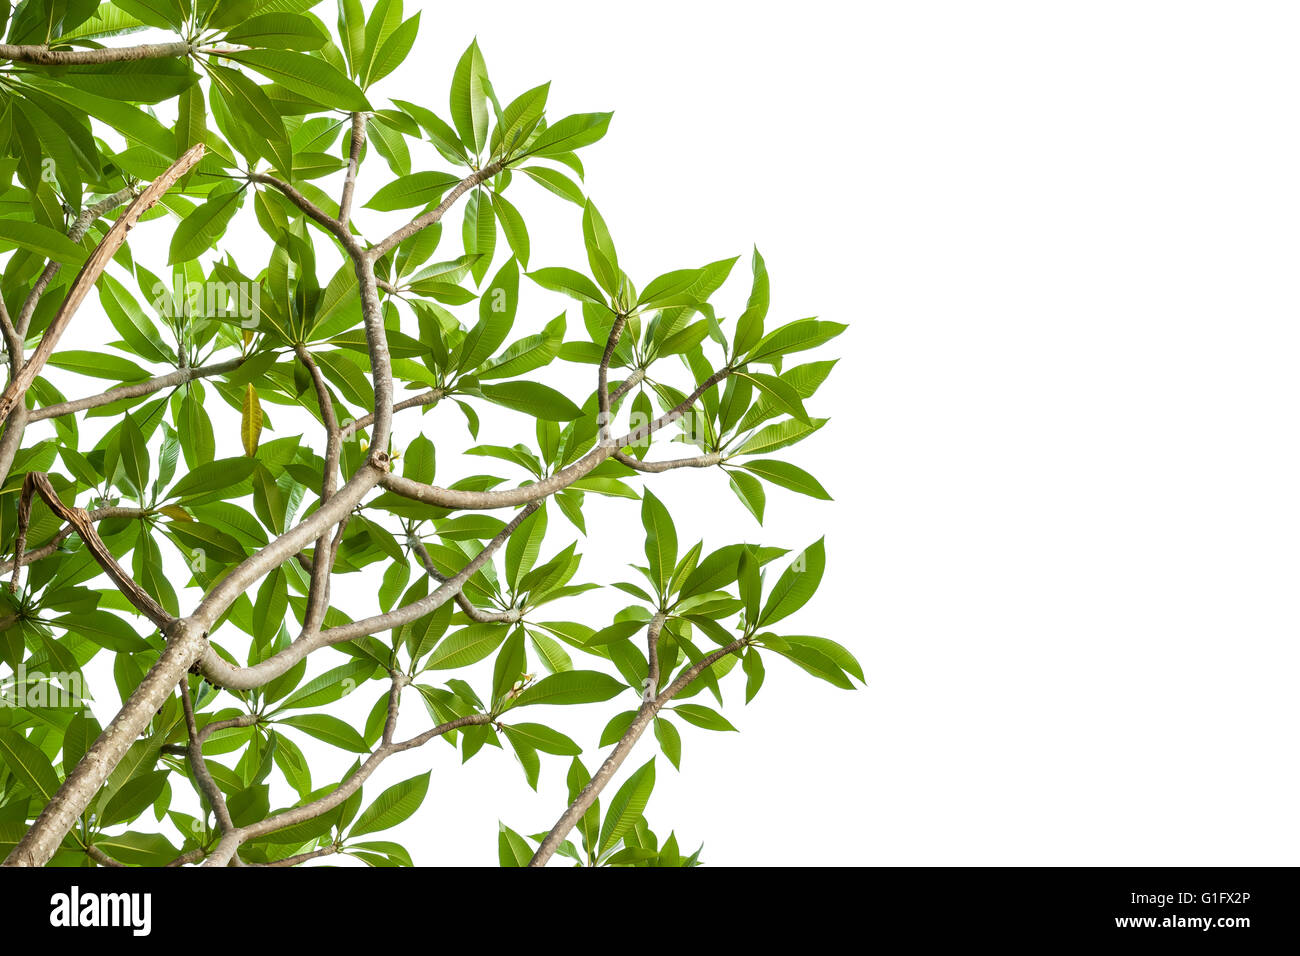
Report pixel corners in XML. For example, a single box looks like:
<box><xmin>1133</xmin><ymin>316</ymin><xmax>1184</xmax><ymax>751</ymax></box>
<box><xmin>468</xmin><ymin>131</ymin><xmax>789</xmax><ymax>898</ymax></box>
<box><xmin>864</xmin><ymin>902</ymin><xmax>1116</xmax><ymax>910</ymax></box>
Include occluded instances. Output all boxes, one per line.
<box><xmin>159</xmin><ymin>505</ymin><xmax>193</xmax><ymax>522</ymax></box>
<box><xmin>241</xmin><ymin>384</ymin><xmax>263</xmax><ymax>457</ymax></box>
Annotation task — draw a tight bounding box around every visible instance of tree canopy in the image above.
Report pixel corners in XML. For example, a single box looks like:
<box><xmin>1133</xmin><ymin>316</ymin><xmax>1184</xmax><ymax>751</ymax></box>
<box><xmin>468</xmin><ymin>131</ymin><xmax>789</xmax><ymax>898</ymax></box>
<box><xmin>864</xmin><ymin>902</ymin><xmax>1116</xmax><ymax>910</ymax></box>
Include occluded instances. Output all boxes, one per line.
<box><xmin>0</xmin><ymin>0</ymin><xmax>854</xmax><ymax>867</ymax></box>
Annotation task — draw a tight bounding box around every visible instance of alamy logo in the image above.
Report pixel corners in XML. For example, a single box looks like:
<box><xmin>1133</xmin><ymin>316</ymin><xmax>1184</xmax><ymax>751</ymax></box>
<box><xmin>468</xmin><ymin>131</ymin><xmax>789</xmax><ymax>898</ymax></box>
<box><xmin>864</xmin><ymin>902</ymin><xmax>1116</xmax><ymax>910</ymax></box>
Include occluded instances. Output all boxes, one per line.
<box><xmin>49</xmin><ymin>886</ymin><xmax>151</xmax><ymax>936</ymax></box>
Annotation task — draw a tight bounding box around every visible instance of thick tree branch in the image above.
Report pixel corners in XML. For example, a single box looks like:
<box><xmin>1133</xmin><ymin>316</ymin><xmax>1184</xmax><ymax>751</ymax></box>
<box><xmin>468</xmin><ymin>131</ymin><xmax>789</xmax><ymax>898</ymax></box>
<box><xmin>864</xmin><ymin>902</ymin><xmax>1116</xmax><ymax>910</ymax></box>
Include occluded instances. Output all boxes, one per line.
<box><xmin>613</xmin><ymin>451</ymin><xmax>724</xmax><ymax>473</ymax></box>
<box><xmin>381</xmin><ymin>446</ymin><xmax>614</xmax><ymax>511</ymax></box>
<box><xmin>0</xmin><ymin>504</ymin><xmax>149</xmax><ymax>576</ymax></box>
<box><xmin>27</xmin><ymin>357</ymin><xmax>244</xmax><ymax>422</ymax></box>
<box><xmin>0</xmin><ymin>42</ymin><xmax>192</xmax><ymax>65</ymax></box>
<box><xmin>2</xmin><ymin>621</ymin><xmax>207</xmax><ymax>867</ymax></box>
<box><xmin>295</xmin><ymin>345</ymin><xmax>342</xmax><ymax>634</ymax></box>
<box><xmin>338</xmin><ymin>112</ymin><xmax>368</xmax><ymax>226</ymax></box>
<box><xmin>12</xmin><ymin>473</ymin><xmax>172</xmax><ymax>627</ymax></box>
<box><xmin>197</xmin><ymin>503</ymin><xmax>537</xmax><ymax>690</ymax></box>
<box><xmin>0</xmin><ymin>296</ymin><xmax>20</xmax><ymax>373</ymax></box>
<box><xmin>0</xmin><ymin>188</ymin><xmax>140</xmax><ymax>485</ymax></box>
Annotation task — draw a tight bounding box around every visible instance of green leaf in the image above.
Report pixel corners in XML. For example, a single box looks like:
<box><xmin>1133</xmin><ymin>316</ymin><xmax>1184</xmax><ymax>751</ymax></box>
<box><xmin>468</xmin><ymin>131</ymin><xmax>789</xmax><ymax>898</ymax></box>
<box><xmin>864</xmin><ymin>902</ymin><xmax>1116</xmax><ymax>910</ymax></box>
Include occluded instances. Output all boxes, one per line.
<box><xmin>670</xmin><ymin>703</ymin><xmax>738</xmax><ymax>732</ymax></box>
<box><xmin>526</xmin><ymin>267</ymin><xmax>606</xmax><ymax>306</ymax></box>
<box><xmin>491</xmin><ymin>627</ymin><xmax>527</xmax><ymax>705</ymax></box>
<box><xmin>759</xmin><ymin>538</ymin><xmax>826</xmax><ymax>627</ymax></box>
<box><xmin>479</xmin><ymin>381</ymin><xmax>581</xmax><ymax>421</ymax></box>
<box><xmin>0</xmin><ymin>219</ymin><xmax>85</xmax><ymax>265</ymax></box>
<box><xmin>511</xmin><ymin>670</ymin><xmax>625</xmax><ymax>707</ymax></box>
<box><xmin>111</xmin><ymin>0</ymin><xmax>184</xmax><ymax>31</ymax></box>
<box><xmin>277</xmin><ymin>659</ymin><xmax>373</xmax><ymax>711</ymax></box>
<box><xmin>226</xmin><ymin>49</ymin><xmax>370</xmax><ymax>111</ymax></box>
<box><xmin>782</xmin><ymin>636</ymin><xmax>864</xmax><ymax>683</ymax></box>
<box><xmin>505</xmin><ymin>506</ymin><xmax>547</xmax><ymax>592</ymax></box>
<box><xmin>766</xmin><ymin>640</ymin><xmax>853</xmax><ymax>689</ymax></box>
<box><xmin>501</xmin><ymin>722</ymin><xmax>581</xmax><ymax>756</ymax></box>
<box><xmin>46</xmin><ymin>351</ymin><xmax>148</xmax><ymax>381</ymax></box>
<box><xmin>205</xmin><ymin>64</ymin><xmax>292</xmax><ymax>173</ymax></box>
<box><xmin>735</xmin><ymin>417</ymin><xmax>827</xmax><ymax>457</ymax></box>
<box><xmin>747</xmin><ymin>319</ymin><xmax>847</xmax><ymax>364</ymax></box>
<box><xmin>50</xmin><ymin>611</ymin><xmax>149</xmax><ymax>653</ymax></box>
<box><xmin>740</xmin><ymin>372</ymin><xmax>810</xmax><ymax>424</ymax></box>
<box><xmin>224</xmin><ymin>12</ymin><xmax>328</xmax><ymax>49</ymax></box>
<box><xmin>349</xmin><ymin>771</ymin><xmax>430</xmax><ymax>837</ymax></box>
<box><xmin>600</xmin><ymin>709</ymin><xmax>637</xmax><ymax>746</ymax></box>
<box><xmin>653</xmin><ymin>717</ymin><xmax>681</xmax><ymax>770</ymax></box>
<box><xmin>637</xmin><ymin>257</ymin><xmax>737</xmax><ymax>310</ymax></box>
<box><xmin>727</xmin><ymin>469</ymin><xmax>766</xmax><ymax>523</ymax></box>
<box><xmin>169</xmin><ymin>186</ymin><xmax>242</xmax><ymax>263</ymax></box>
<box><xmin>743</xmin><ymin>649</ymin><xmax>765</xmax><ymax>703</ymax></box>
<box><xmin>598</xmin><ymin>757</ymin><xmax>654</xmax><ymax>853</ymax></box>
<box><xmin>640</xmin><ymin>489</ymin><xmax>677</xmax><ymax>594</ymax></box>
<box><xmin>279</xmin><ymin>714</ymin><xmax>369</xmax><ymax>752</ymax></box>
<box><xmin>457</xmin><ymin>256</ymin><xmax>518</xmax><ymax>371</ymax></box>
<box><xmin>449</xmin><ymin>38</ymin><xmax>491</xmax><ymax>154</ymax></box>
<box><xmin>581</xmin><ymin>200</ymin><xmax>620</xmax><ymax>295</ymax></box>
<box><xmin>99</xmin><ymin>770</ymin><xmax>168</xmax><ymax>828</ymax></box>
<box><xmin>498</xmin><ymin>822</ymin><xmax>532</xmax><ymax>866</ymax></box>
<box><xmin>424</xmin><ymin>622</ymin><xmax>509</xmax><ymax>670</ymax></box>
<box><xmin>733</xmin><ymin>246</ymin><xmax>769</xmax><ymax>356</ymax></box>
<box><xmin>492</xmin><ymin>82</ymin><xmax>549</xmax><ymax>157</ymax></box>
<box><xmin>117</xmin><ymin>412</ymin><xmax>150</xmax><ymax>498</ymax></box>
<box><xmin>519</xmin><ymin>112</ymin><xmax>612</xmax><ymax>159</ymax></box>
<box><xmin>0</xmin><ymin>728</ymin><xmax>61</xmax><ymax>803</ymax></box>
<box><xmin>167</xmin><ymin>457</ymin><xmax>257</xmax><ymax>500</ymax></box>
<box><xmin>491</xmin><ymin>191</ymin><xmax>530</xmax><ymax>267</ymax></box>
<box><xmin>241</xmin><ymin>384</ymin><xmax>264</xmax><ymax>456</ymax></box>
<box><xmin>738</xmin><ymin>547</ymin><xmax>761</xmax><ymax>624</ymax></box>
<box><xmin>367</xmin><ymin>12</ymin><xmax>420</xmax><ymax>86</ymax></box>
<box><xmin>336</xmin><ymin>0</ymin><xmax>366</xmax><ymax>75</ymax></box>
<box><xmin>478</xmin><ymin>313</ymin><xmax>565</xmax><ymax>381</ymax></box>
<box><xmin>364</xmin><ymin>170</ymin><xmax>461</xmax><ymax>211</ymax></box>
<box><xmin>520</xmin><ymin>166</ymin><xmax>585</xmax><ymax>205</ymax></box>
<box><xmin>56</xmin><ymin>59</ymin><xmax>196</xmax><ymax>104</ymax></box>
<box><xmin>740</xmin><ymin>459</ymin><xmax>832</xmax><ymax>500</ymax></box>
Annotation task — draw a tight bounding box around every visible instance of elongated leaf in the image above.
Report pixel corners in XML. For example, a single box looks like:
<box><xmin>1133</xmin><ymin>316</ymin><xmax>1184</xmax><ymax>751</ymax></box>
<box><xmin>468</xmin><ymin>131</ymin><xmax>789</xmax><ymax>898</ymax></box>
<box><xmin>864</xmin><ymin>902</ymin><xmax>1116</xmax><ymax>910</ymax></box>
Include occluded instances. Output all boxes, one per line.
<box><xmin>226</xmin><ymin>49</ymin><xmax>370</xmax><ymax>111</ymax></box>
<box><xmin>641</xmin><ymin>489</ymin><xmax>677</xmax><ymax>594</ymax></box>
<box><xmin>740</xmin><ymin>459</ymin><xmax>832</xmax><ymax>499</ymax></box>
<box><xmin>279</xmin><ymin>714</ymin><xmax>369</xmax><ymax>752</ymax></box>
<box><xmin>349</xmin><ymin>772</ymin><xmax>431</xmax><ymax>837</ymax></box>
<box><xmin>241</xmin><ymin>384</ymin><xmax>263</xmax><ymax>456</ymax></box>
<box><xmin>0</xmin><ymin>728</ymin><xmax>61</xmax><ymax>802</ymax></box>
<box><xmin>511</xmin><ymin>670</ymin><xmax>625</xmax><ymax>707</ymax></box>
<box><xmin>0</xmin><ymin>220</ymin><xmax>85</xmax><ymax>265</ymax></box>
<box><xmin>759</xmin><ymin>538</ymin><xmax>826</xmax><ymax>627</ymax></box>
<box><xmin>424</xmin><ymin>623</ymin><xmax>509</xmax><ymax>670</ymax></box>
<box><xmin>598</xmin><ymin>757</ymin><xmax>654</xmax><ymax>853</ymax></box>
<box><xmin>479</xmin><ymin>381</ymin><xmax>581</xmax><ymax>421</ymax></box>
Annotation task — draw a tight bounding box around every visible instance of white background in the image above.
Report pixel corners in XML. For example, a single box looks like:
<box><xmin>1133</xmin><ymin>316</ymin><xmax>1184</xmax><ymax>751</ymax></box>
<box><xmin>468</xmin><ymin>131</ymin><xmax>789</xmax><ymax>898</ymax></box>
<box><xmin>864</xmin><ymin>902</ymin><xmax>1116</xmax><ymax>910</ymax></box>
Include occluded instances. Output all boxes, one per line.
<box><xmin>61</xmin><ymin>0</ymin><xmax>1300</xmax><ymax>865</ymax></box>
